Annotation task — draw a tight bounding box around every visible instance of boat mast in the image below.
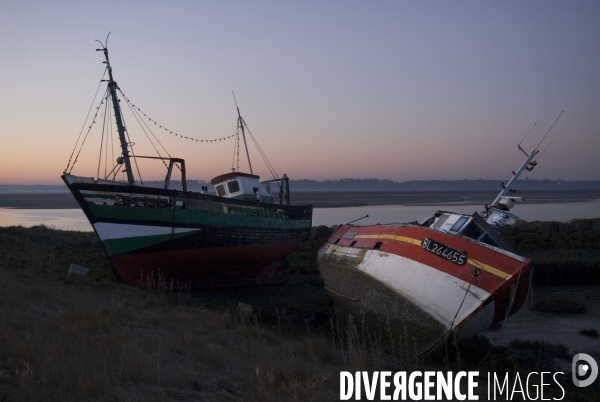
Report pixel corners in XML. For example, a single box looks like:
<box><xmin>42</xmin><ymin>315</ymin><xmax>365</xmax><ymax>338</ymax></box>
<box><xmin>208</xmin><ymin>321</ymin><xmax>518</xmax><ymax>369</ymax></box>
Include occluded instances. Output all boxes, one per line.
<box><xmin>489</xmin><ymin>147</ymin><xmax>538</xmax><ymax>207</ymax></box>
<box><xmin>233</xmin><ymin>92</ymin><xmax>253</xmax><ymax>175</ymax></box>
<box><xmin>490</xmin><ymin>111</ymin><xmax>563</xmax><ymax>207</ymax></box>
<box><xmin>97</xmin><ymin>43</ymin><xmax>135</xmax><ymax>185</ymax></box>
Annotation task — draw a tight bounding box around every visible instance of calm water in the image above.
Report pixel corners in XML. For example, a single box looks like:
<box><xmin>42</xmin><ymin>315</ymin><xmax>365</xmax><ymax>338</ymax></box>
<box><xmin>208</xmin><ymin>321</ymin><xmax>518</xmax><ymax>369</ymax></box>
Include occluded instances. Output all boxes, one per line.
<box><xmin>1</xmin><ymin>198</ymin><xmax>599</xmax><ymax>231</ymax></box>
<box><xmin>313</xmin><ymin>198</ymin><xmax>600</xmax><ymax>227</ymax></box>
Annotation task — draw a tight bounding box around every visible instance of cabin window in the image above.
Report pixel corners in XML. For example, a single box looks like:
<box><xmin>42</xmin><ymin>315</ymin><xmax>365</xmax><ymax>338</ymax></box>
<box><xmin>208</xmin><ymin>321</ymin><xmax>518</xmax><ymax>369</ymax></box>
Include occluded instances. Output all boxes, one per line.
<box><xmin>216</xmin><ymin>184</ymin><xmax>226</xmax><ymax>197</ymax></box>
<box><xmin>461</xmin><ymin>223</ymin><xmax>483</xmax><ymax>240</ymax></box>
<box><xmin>432</xmin><ymin>215</ymin><xmax>450</xmax><ymax>230</ymax></box>
<box><xmin>350</xmin><ymin>241</ymin><xmax>357</xmax><ymax>247</ymax></box>
<box><xmin>479</xmin><ymin>234</ymin><xmax>499</xmax><ymax>247</ymax></box>
<box><xmin>227</xmin><ymin>180</ymin><xmax>240</xmax><ymax>193</ymax></box>
<box><xmin>373</xmin><ymin>242</ymin><xmax>383</xmax><ymax>250</ymax></box>
<box><xmin>450</xmin><ymin>216</ymin><xmax>469</xmax><ymax>232</ymax></box>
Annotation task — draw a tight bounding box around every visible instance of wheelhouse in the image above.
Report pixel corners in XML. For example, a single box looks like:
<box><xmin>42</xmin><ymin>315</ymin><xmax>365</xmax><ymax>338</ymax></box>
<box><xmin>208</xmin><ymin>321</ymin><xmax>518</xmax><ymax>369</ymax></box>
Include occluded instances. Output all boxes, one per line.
<box><xmin>211</xmin><ymin>172</ymin><xmax>274</xmax><ymax>203</ymax></box>
<box><xmin>428</xmin><ymin>212</ymin><xmax>512</xmax><ymax>250</ymax></box>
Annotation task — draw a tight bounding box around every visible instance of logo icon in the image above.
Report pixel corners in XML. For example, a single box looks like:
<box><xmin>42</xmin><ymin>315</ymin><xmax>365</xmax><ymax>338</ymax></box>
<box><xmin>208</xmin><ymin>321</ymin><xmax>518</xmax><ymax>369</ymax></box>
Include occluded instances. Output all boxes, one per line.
<box><xmin>572</xmin><ymin>353</ymin><xmax>598</xmax><ymax>387</ymax></box>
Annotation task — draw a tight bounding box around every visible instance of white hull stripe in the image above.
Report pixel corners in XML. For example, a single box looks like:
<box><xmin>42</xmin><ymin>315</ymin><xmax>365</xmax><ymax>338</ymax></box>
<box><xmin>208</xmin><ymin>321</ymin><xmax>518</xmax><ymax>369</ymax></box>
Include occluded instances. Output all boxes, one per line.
<box><xmin>93</xmin><ymin>222</ymin><xmax>200</xmax><ymax>241</ymax></box>
<box><xmin>327</xmin><ymin>245</ymin><xmax>492</xmax><ymax>330</ymax></box>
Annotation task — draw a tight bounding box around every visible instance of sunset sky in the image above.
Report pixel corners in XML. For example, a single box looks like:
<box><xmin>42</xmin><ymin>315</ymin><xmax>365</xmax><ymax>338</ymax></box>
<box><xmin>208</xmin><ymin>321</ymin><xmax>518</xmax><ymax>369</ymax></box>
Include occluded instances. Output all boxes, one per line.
<box><xmin>1</xmin><ymin>1</ymin><xmax>599</xmax><ymax>185</ymax></box>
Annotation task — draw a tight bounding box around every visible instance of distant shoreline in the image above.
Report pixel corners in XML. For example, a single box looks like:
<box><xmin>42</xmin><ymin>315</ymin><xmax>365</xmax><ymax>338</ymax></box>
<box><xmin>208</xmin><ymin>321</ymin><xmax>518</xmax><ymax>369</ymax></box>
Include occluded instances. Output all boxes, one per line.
<box><xmin>1</xmin><ymin>189</ymin><xmax>600</xmax><ymax>209</ymax></box>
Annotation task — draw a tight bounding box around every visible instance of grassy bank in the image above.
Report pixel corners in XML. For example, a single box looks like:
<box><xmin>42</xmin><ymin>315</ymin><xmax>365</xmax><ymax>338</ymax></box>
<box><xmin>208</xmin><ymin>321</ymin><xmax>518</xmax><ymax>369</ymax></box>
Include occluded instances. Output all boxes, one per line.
<box><xmin>0</xmin><ymin>225</ymin><xmax>598</xmax><ymax>401</ymax></box>
<box><xmin>0</xmin><ymin>225</ymin><xmax>345</xmax><ymax>401</ymax></box>
<box><xmin>502</xmin><ymin>218</ymin><xmax>600</xmax><ymax>286</ymax></box>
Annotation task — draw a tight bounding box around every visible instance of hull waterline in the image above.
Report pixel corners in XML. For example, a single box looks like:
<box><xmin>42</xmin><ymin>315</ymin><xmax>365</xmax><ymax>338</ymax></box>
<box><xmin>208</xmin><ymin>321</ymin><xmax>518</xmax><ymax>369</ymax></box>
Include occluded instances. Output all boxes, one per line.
<box><xmin>63</xmin><ymin>174</ymin><xmax>312</xmax><ymax>289</ymax></box>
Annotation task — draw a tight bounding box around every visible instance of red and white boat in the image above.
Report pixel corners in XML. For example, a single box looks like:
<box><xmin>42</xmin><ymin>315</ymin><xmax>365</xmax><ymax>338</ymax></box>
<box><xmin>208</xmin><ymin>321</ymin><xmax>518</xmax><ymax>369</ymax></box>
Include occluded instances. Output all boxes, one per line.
<box><xmin>318</xmin><ymin>144</ymin><xmax>548</xmax><ymax>354</ymax></box>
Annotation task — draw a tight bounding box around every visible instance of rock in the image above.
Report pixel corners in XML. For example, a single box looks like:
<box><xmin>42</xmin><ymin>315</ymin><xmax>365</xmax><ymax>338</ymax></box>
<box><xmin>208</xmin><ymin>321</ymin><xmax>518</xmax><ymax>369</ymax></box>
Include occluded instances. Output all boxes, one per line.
<box><xmin>66</xmin><ymin>263</ymin><xmax>90</xmax><ymax>279</ymax></box>
<box><xmin>235</xmin><ymin>302</ymin><xmax>253</xmax><ymax>323</ymax></box>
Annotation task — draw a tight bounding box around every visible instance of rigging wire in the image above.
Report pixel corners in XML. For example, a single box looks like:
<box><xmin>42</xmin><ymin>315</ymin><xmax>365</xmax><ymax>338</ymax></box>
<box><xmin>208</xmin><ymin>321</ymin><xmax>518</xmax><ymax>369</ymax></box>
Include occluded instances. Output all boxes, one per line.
<box><xmin>518</xmin><ymin>122</ymin><xmax>536</xmax><ymax>147</ymax></box>
<box><xmin>119</xmin><ymin>92</ymin><xmax>236</xmax><ymax>143</ymax></box>
<box><xmin>97</xmin><ymin>94</ymin><xmax>110</xmax><ymax>179</ymax></box>
<box><xmin>534</xmin><ymin>110</ymin><xmax>564</xmax><ymax>152</ymax></box>
<box><xmin>417</xmin><ymin>266</ymin><xmax>478</xmax><ymax>359</ymax></box>
<box><xmin>108</xmin><ymin>103</ymin><xmax>114</xmax><ymax>179</ymax></box>
<box><xmin>231</xmin><ymin>125</ymin><xmax>240</xmax><ymax>172</ymax></box>
<box><xmin>120</xmin><ymin>109</ymin><xmax>144</xmax><ymax>186</ymax></box>
<box><xmin>536</xmin><ymin>127</ymin><xmax>565</xmax><ymax>161</ymax></box>
<box><xmin>244</xmin><ymin>121</ymin><xmax>279</xmax><ymax>180</ymax></box>
<box><xmin>103</xmin><ymin>98</ymin><xmax>109</xmax><ymax>178</ymax></box>
<box><xmin>71</xmin><ymin>79</ymin><xmax>279</xmax><ymax>184</ymax></box>
<box><xmin>65</xmin><ymin>68</ymin><xmax>108</xmax><ymax>172</ymax></box>
<box><xmin>123</xmin><ymin>95</ymin><xmax>170</xmax><ymax>169</ymax></box>
<box><xmin>69</xmin><ymin>89</ymin><xmax>110</xmax><ymax>173</ymax></box>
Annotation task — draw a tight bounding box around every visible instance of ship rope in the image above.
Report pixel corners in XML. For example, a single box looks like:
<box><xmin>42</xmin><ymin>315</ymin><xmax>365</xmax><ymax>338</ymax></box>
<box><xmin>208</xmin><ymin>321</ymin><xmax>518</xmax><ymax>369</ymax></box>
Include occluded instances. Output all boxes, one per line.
<box><xmin>65</xmin><ymin>68</ymin><xmax>108</xmax><ymax>173</ymax></box>
<box><xmin>122</xmin><ymin>94</ymin><xmax>172</xmax><ymax>168</ymax></box>
<box><xmin>471</xmin><ymin>258</ymin><xmax>528</xmax><ymax>370</ymax></box>
<box><xmin>242</xmin><ymin>119</ymin><xmax>279</xmax><ymax>180</ymax></box>
<box><xmin>96</xmin><ymin>92</ymin><xmax>111</xmax><ymax>180</ymax></box>
<box><xmin>119</xmin><ymin>100</ymin><xmax>145</xmax><ymax>185</ymax></box>
<box><xmin>503</xmin><ymin>259</ymin><xmax>526</xmax><ymax>323</ymax></box>
<box><xmin>119</xmin><ymin>89</ymin><xmax>236</xmax><ymax>144</ymax></box>
<box><xmin>68</xmin><ymin>76</ymin><xmax>282</xmax><ymax>184</ymax></box>
<box><xmin>417</xmin><ymin>269</ymin><xmax>478</xmax><ymax>359</ymax></box>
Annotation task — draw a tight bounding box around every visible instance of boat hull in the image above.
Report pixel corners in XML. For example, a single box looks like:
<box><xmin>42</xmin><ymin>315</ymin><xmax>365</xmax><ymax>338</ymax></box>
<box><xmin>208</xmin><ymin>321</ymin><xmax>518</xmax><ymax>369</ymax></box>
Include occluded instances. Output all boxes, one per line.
<box><xmin>317</xmin><ymin>223</ymin><xmax>533</xmax><ymax>354</ymax></box>
<box><xmin>63</xmin><ymin>175</ymin><xmax>313</xmax><ymax>289</ymax></box>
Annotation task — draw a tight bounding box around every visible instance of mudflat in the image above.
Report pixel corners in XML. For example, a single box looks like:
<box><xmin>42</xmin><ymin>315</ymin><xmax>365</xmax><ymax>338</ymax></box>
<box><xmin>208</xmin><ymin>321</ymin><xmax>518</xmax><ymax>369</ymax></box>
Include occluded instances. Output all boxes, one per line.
<box><xmin>1</xmin><ymin>188</ymin><xmax>600</xmax><ymax>209</ymax></box>
<box><xmin>0</xmin><ymin>193</ymin><xmax>78</xmax><ymax>209</ymax></box>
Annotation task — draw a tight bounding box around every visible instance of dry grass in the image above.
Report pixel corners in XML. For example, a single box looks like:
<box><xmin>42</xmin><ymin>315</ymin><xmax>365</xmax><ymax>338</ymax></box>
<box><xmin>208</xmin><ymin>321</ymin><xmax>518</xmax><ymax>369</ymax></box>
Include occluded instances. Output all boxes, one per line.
<box><xmin>0</xmin><ymin>225</ymin><xmax>401</xmax><ymax>401</ymax></box>
<box><xmin>1</xmin><ymin>225</ymin><xmax>596</xmax><ymax>401</ymax></box>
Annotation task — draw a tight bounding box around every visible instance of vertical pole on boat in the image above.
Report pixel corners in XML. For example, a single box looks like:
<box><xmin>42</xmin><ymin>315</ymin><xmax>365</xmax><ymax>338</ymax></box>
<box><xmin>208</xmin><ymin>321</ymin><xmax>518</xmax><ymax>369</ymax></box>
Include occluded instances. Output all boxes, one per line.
<box><xmin>284</xmin><ymin>174</ymin><xmax>290</xmax><ymax>205</ymax></box>
<box><xmin>98</xmin><ymin>44</ymin><xmax>135</xmax><ymax>185</ymax></box>
<box><xmin>490</xmin><ymin>111</ymin><xmax>563</xmax><ymax>207</ymax></box>
<box><xmin>490</xmin><ymin>149</ymin><xmax>538</xmax><ymax>207</ymax></box>
<box><xmin>233</xmin><ymin>92</ymin><xmax>253</xmax><ymax>175</ymax></box>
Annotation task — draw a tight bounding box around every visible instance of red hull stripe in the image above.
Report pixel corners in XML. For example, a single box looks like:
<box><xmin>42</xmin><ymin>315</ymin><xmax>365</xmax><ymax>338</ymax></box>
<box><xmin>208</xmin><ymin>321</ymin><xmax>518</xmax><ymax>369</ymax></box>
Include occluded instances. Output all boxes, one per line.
<box><xmin>355</xmin><ymin>234</ymin><xmax>512</xmax><ymax>280</ymax></box>
<box><xmin>330</xmin><ymin>224</ymin><xmax>533</xmax><ymax>295</ymax></box>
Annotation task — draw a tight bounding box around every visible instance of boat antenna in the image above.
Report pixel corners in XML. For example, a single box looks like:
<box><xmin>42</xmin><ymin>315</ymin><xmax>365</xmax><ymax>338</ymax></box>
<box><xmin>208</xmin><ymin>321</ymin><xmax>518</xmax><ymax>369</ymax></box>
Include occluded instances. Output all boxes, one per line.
<box><xmin>536</xmin><ymin>127</ymin><xmax>565</xmax><ymax>160</ymax></box>
<box><xmin>346</xmin><ymin>214</ymin><xmax>369</xmax><ymax>225</ymax></box>
<box><xmin>533</xmin><ymin>110</ymin><xmax>564</xmax><ymax>152</ymax></box>
<box><xmin>518</xmin><ymin>122</ymin><xmax>536</xmax><ymax>148</ymax></box>
<box><xmin>233</xmin><ymin>92</ymin><xmax>253</xmax><ymax>175</ymax></box>
<box><xmin>96</xmin><ymin>33</ymin><xmax>135</xmax><ymax>185</ymax></box>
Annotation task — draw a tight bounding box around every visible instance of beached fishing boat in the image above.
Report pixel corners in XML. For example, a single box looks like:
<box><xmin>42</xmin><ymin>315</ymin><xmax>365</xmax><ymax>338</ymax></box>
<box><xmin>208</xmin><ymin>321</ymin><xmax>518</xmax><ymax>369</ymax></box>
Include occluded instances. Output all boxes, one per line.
<box><xmin>317</xmin><ymin>132</ymin><xmax>563</xmax><ymax>353</ymax></box>
<box><xmin>62</xmin><ymin>38</ymin><xmax>312</xmax><ymax>289</ymax></box>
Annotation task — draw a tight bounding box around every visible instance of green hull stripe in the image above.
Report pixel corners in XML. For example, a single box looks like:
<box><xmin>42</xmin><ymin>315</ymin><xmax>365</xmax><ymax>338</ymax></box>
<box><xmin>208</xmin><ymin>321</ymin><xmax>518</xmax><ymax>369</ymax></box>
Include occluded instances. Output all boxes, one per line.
<box><xmin>87</xmin><ymin>204</ymin><xmax>311</xmax><ymax>230</ymax></box>
<box><xmin>102</xmin><ymin>231</ymin><xmax>194</xmax><ymax>256</ymax></box>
